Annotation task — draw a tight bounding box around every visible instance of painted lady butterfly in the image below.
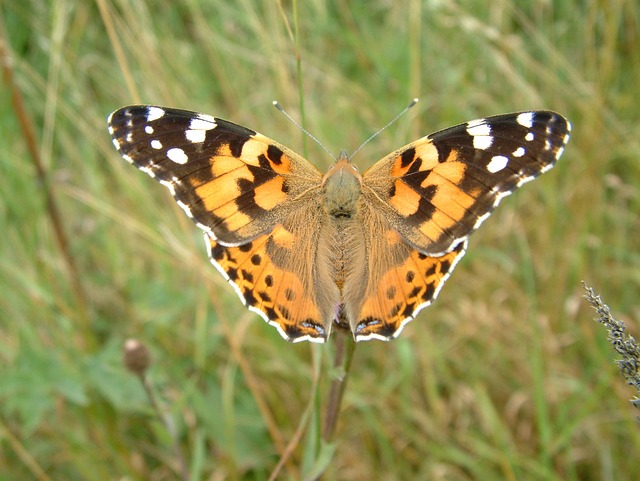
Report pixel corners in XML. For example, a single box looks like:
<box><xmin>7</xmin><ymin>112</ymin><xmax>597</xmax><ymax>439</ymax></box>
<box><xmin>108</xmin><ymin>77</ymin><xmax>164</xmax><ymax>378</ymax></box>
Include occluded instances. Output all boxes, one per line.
<box><xmin>108</xmin><ymin>105</ymin><xmax>570</xmax><ymax>343</ymax></box>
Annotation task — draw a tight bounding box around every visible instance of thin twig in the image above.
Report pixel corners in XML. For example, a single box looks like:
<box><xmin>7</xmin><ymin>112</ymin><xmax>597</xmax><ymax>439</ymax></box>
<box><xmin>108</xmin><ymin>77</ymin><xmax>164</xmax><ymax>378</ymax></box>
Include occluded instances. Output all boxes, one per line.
<box><xmin>124</xmin><ymin>340</ymin><xmax>190</xmax><ymax>481</ymax></box>
<box><xmin>322</xmin><ymin>328</ymin><xmax>357</xmax><ymax>442</ymax></box>
<box><xmin>139</xmin><ymin>374</ymin><xmax>190</xmax><ymax>481</ymax></box>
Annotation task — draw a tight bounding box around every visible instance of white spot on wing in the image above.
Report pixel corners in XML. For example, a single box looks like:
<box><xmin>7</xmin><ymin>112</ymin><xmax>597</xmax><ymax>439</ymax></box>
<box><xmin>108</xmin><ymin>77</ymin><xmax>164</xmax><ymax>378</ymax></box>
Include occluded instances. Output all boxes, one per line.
<box><xmin>466</xmin><ymin>119</ymin><xmax>489</xmax><ymax>133</ymax></box>
<box><xmin>513</xmin><ymin>147</ymin><xmax>525</xmax><ymax>157</ymax></box>
<box><xmin>151</xmin><ymin>140</ymin><xmax>162</xmax><ymax>149</ymax></box>
<box><xmin>540</xmin><ymin>163</ymin><xmax>554</xmax><ymax>174</ymax></box>
<box><xmin>176</xmin><ymin>199</ymin><xmax>193</xmax><ymax>217</ymax></box>
<box><xmin>140</xmin><ymin>165</ymin><xmax>156</xmax><ymax>177</ymax></box>
<box><xmin>516</xmin><ymin>112</ymin><xmax>534</xmax><ymax>128</ymax></box>
<box><xmin>466</xmin><ymin>120</ymin><xmax>493</xmax><ymax>149</ymax></box>
<box><xmin>146</xmin><ymin>107</ymin><xmax>165</xmax><ymax>122</ymax></box>
<box><xmin>190</xmin><ymin>116</ymin><xmax>217</xmax><ymax>130</ymax></box>
<box><xmin>525</xmin><ymin>132</ymin><xmax>535</xmax><ymax>141</ymax></box>
<box><xmin>167</xmin><ymin>148</ymin><xmax>188</xmax><ymax>164</ymax></box>
<box><xmin>473</xmin><ymin>135</ymin><xmax>493</xmax><ymax>150</ymax></box>
<box><xmin>111</xmin><ymin>138</ymin><xmax>120</xmax><ymax>149</ymax></box>
<box><xmin>473</xmin><ymin>211</ymin><xmax>491</xmax><ymax>230</ymax></box>
<box><xmin>145</xmin><ymin>125</ymin><xmax>154</xmax><ymax>134</ymax></box>
<box><xmin>186</xmin><ymin>129</ymin><xmax>206</xmax><ymax>143</ymax></box>
<box><xmin>159</xmin><ymin>179</ymin><xmax>176</xmax><ymax>195</ymax></box>
<box><xmin>195</xmin><ymin>221</ymin><xmax>211</xmax><ymax>234</ymax></box>
<box><xmin>487</xmin><ymin>155</ymin><xmax>508</xmax><ymax>173</ymax></box>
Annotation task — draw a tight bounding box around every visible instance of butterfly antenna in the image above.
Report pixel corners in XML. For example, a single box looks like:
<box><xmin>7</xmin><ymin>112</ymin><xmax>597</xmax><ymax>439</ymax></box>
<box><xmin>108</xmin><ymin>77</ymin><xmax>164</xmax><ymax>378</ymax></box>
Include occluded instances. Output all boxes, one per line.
<box><xmin>350</xmin><ymin>98</ymin><xmax>419</xmax><ymax>159</ymax></box>
<box><xmin>273</xmin><ymin>101</ymin><xmax>336</xmax><ymax>160</ymax></box>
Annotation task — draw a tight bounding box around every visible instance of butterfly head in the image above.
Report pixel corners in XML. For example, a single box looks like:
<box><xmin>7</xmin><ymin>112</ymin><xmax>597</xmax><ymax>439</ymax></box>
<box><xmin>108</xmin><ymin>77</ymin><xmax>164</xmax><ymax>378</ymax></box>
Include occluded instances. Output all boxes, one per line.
<box><xmin>322</xmin><ymin>151</ymin><xmax>362</xmax><ymax>219</ymax></box>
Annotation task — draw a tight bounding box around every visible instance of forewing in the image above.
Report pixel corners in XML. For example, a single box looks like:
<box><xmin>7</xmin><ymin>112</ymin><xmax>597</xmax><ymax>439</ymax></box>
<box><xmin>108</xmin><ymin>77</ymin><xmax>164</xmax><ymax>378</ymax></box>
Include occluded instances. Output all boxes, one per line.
<box><xmin>108</xmin><ymin>105</ymin><xmax>323</xmax><ymax>245</ymax></box>
<box><xmin>363</xmin><ymin>111</ymin><xmax>571</xmax><ymax>255</ymax></box>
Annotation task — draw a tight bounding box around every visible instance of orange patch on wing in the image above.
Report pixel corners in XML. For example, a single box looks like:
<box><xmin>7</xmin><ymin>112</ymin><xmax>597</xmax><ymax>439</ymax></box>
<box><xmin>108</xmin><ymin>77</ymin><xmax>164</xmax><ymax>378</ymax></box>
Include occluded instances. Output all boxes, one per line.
<box><xmin>270</xmin><ymin>153</ymin><xmax>293</xmax><ymax>175</ymax></box>
<box><xmin>238</xmin><ymin>139</ymin><xmax>266</xmax><ymax>166</ymax></box>
<box><xmin>415</xmin><ymin>166</ymin><xmax>484</xmax><ymax>240</ymax></box>
<box><xmin>213</xmin><ymin>143</ymin><xmax>234</xmax><ymax>159</ymax></box>
<box><xmin>429</xmin><ymin>162</ymin><xmax>467</xmax><ymax>186</ymax></box>
<box><xmin>210</xmin><ymin>155</ymin><xmax>247</xmax><ymax>177</ymax></box>
<box><xmin>389</xmin><ymin>141</ymin><xmax>440</xmax><ymax>177</ymax></box>
<box><xmin>385</xmin><ymin>228</ymin><xmax>404</xmax><ymax>246</ymax></box>
<box><xmin>271</xmin><ymin>224</ymin><xmax>296</xmax><ymax>249</ymax></box>
<box><xmin>388</xmin><ymin>180</ymin><xmax>421</xmax><ymax>216</ymax></box>
<box><xmin>253</xmin><ymin>177</ymin><xmax>288</xmax><ymax>210</ymax></box>
<box><xmin>207</xmin><ymin>232</ymin><xmax>325</xmax><ymax>341</ymax></box>
<box><xmin>425</xmin><ymin>171</ymin><xmax>477</xmax><ymax>217</ymax></box>
<box><xmin>356</xmin><ymin>241</ymin><xmax>467</xmax><ymax>340</ymax></box>
<box><xmin>213</xmin><ymin>204</ymin><xmax>252</xmax><ymax>230</ymax></box>
<box><xmin>236</xmin><ymin>136</ymin><xmax>295</xmax><ymax>175</ymax></box>
<box><xmin>443</xmin><ymin>149</ymin><xmax>459</xmax><ymax>162</ymax></box>
<box><xmin>413</xmin><ymin>142</ymin><xmax>440</xmax><ymax>169</ymax></box>
<box><xmin>416</xmin><ymin>219</ymin><xmax>448</xmax><ymax>246</ymax></box>
<box><xmin>194</xmin><ymin>174</ymin><xmax>242</xmax><ymax>207</ymax></box>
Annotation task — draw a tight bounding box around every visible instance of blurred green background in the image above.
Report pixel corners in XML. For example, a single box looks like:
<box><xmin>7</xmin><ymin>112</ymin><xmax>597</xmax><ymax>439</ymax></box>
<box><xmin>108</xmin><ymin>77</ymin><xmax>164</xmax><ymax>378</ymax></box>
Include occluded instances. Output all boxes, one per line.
<box><xmin>1</xmin><ymin>0</ymin><xmax>639</xmax><ymax>479</ymax></box>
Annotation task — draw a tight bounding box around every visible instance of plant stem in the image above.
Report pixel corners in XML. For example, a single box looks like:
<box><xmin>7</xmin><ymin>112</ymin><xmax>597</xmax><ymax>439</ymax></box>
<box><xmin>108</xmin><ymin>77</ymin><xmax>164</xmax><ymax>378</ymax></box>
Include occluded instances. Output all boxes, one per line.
<box><xmin>322</xmin><ymin>328</ymin><xmax>357</xmax><ymax>442</ymax></box>
<box><xmin>138</xmin><ymin>373</ymin><xmax>189</xmax><ymax>481</ymax></box>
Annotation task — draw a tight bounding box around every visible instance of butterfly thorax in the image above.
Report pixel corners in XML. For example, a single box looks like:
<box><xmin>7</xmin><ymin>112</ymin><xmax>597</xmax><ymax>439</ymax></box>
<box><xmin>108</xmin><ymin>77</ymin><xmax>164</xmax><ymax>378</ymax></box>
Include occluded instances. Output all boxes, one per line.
<box><xmin>322</xmin><ymin>155</ymin><xmax>362</xmax><ymax>218</ymax></box>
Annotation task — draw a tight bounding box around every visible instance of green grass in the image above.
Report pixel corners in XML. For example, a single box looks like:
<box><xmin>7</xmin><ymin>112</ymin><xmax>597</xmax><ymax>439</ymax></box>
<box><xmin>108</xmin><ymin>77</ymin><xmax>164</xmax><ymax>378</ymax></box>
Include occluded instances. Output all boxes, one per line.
<box><xmin>2</xmin><ymin>0</ymin><xmax>640</xmax><ymax>479</ymax></box>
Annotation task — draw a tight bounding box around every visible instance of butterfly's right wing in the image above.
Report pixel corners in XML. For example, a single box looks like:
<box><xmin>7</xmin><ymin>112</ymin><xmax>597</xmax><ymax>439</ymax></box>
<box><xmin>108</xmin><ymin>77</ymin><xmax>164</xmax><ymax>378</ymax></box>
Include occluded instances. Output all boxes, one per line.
<box><xmin>205</xmin><ymin>207</ymin><xmax>338</xmax><ymax>343</ymax></box>
<box><xmin>108</xmin><ymin>105</ymin><xmax>324</xmax><ymax>246</ymax></box>
<box><xmin>109</xmin><ymin>106</ymin><xmax>336</xmax><ymax>343</ymax></box>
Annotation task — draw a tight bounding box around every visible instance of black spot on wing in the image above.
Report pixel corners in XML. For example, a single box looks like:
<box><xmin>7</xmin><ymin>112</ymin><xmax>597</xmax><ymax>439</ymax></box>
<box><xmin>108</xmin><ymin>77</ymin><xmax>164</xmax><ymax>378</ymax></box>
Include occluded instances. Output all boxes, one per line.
<box><xmin>267</xmin><ymin>144</ymin><xmax>284</xmax><ymax>165</ymax></box>
<box><xmin>239</xmin><ymin>243</ymin><xmax>253</xmax><ymax>252</ymax></box>
<box><xmin>400</xmin><ymin>147</ymin><xmax>416</xmax><ymax>168</ymax></box>
<box><xmin>405</xmin><ymin>184</ymin><xmax>437</xmax><ymax>224</ymax></box>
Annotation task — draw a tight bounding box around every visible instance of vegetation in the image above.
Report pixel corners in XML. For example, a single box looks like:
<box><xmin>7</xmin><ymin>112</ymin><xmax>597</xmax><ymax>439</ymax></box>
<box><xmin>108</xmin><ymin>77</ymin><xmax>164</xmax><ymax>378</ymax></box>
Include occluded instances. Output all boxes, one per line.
<box><xmin>1</xmin><ymin>0</ymin><xmax>639</xmax><ymax>479</ymax></box>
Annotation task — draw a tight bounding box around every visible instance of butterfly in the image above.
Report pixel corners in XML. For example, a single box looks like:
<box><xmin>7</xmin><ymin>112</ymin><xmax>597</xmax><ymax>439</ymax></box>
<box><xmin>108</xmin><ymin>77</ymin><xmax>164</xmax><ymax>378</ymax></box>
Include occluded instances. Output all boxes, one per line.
<box><xmin>108</xmin><ymin>105</ymin><xmax>570</xmax><ymax>343</ymax></box>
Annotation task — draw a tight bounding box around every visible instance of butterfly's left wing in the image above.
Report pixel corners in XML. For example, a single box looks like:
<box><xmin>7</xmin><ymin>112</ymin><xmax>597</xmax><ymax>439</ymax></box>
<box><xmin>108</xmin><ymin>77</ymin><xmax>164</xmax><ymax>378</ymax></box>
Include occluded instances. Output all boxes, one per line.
<box><xmin>351</xmin><ymin>111</ymin><xmax>571</xmax><ymax>341</ymax></box>
<box><xmin>363</xmin><ymin>111</ymin><xmax>571</xmax><ymax>256</ymax></box>
<box><xmin>345</xmin><ymin>215</ymin><xmax>468</xmax><ymax>341</ymax></box>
